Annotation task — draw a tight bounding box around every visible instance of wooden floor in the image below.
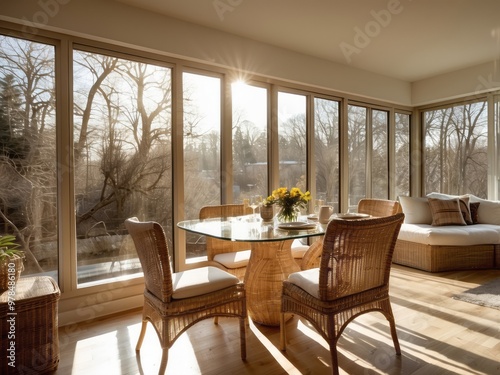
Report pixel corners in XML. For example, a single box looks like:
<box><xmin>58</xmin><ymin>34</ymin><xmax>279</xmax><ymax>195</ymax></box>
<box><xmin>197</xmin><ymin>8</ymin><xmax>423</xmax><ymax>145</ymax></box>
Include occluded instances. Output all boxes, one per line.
<box><xmin>55</xmin><ymin>265</ymin><xmax>500</xmax><ymax>375</ymax></box>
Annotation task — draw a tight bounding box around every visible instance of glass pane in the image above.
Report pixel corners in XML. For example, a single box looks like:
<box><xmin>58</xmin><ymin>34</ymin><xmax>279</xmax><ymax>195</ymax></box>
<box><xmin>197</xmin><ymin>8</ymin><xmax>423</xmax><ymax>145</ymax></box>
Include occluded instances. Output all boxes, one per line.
<box><xmin>314</xmin><ymin>97</ymin><xmax>339</xmax><ymax>212</ymax></box>
<box><xmin>183</xmin><ymin>72</ymin><xmax>221</xmax><ymax>259</ymax></box>
<box><xmin>73</xmin><ymin>50</ymin><xmax>172</xmax><ymax>285</ymax></box>
<box><xmin>424</xmin><ymin>102</ymin><xmax>488</xmax><ymax>197</ymax></box>
<box><xmin>0</xmin><ymin>36</ymin><xmax>57</xmax><ymax>279</ymax></box>
<box><xmin>347</xmin><ymin>105</ymin><xmax>367</xmax><ymax>210</ymax></box>
<box><xmin>232</xmin><ymin>82</ymin><xmax>268</xmax><ymax>201</ymax></box>
<box><xmin>395</xmin><ymin>112</ymin><xmax>410</xmax><ymax>197</ymax></box>
<box><xmin>278</xmin><ymin>92</ymin><xmax>306</xmax><ymax>192</ymax></box>
<box><xmin>371</xmin><ymin>110</ymin><xmax>389</xmax><ymax>198</ymax></box>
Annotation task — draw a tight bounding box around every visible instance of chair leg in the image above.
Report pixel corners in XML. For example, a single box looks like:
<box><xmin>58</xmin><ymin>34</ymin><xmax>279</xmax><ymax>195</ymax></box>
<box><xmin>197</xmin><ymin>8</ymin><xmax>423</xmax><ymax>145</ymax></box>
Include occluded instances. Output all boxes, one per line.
<box><xmin>279</xmin><ymin>313</ymin><xmax>286</xmax><ymax>351</ymax></box>
<box><xmin>329</xmin><ymin>344</ymin><xmax>340</xmax><ymax>375</ymax></box>
<box><xmin>158</xmin><ymin>348</ymin><xmax>168</xmax><ymax>375</ymax></box>
<box><xmin>136</xmin><ymin>320</ymin><xmax>148</xmax><ymax>351</ymax></box>
<box><xmin>388</xmin><ymin>318</ymin><xmax>401</xmax><ymax>355</ymax></box>
<box><xmin>239</xmin><ymin>317</ymin><xmax>247</xmax><ymax>360</ymax></box>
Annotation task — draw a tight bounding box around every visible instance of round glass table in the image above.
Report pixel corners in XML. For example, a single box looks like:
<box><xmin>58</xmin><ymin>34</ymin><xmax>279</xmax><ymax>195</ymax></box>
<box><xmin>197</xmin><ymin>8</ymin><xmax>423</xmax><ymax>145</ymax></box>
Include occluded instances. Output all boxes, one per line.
<box><xmin>178</xmin><ymin>215</ymin><xmax>326</xmax><ymax>326</ymax></box>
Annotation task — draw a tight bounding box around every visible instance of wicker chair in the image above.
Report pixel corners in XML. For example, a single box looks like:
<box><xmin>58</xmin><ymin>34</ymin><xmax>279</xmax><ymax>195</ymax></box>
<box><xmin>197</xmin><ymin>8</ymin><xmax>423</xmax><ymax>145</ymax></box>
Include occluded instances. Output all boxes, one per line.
<box><xmin>280</xmin><ymin>213</ymin><xmax>405</xmax><ymax>375</ymax></box>
<box><xmin>300</xmin><ymin>198</ymin><xmax>401</xmax><ymax>270</ymax></box>
<box><xmin>358</xmin><ymin>198</ymin><xmax>402</xmax><ymax>217</ymax></box>
<box><xmin>199</xmin><ymin>204</ymin><xmax>253</xmax><ymax>280</ymax></box>
<box><xmin>125</xmin><ymin>217</ymin><xmax>247</xmax><ymax>375</ymax></box>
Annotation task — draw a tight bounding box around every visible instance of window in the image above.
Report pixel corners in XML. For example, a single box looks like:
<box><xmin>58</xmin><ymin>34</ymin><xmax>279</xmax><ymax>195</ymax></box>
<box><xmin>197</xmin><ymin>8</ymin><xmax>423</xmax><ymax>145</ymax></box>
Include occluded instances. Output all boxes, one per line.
<box><xmin>0</xmin><ymin>35</ymin><xmax>57</xmax><ymax>280</ymax></box>
<box><xmin>278</xmin><ymin>92</ymin><xmax>307</xmax><ymax>191</ymax></box>
<box><xmin>423</xmin><ymin>101</ymin><xmax>488</xmax><ymax>197</ymax></box>
<box><xmin>73</xmin><ymin>49</ymin><xmax>172</xmax><ymax>285</ymax></box>
<box><xmin>183</xmin><ymin>72</ymin><xmax>221</xmax><ymax>259</ymax></box>
<box><xmin>232</xmin><ymin>82</ymin><xmax>268</xmax><ymax>200</ymax></box>
<box><xmin>314</xmin><ymin>97</ymin><xmax>340</xmax><ymax>211</ymax></box>
<box><xmin>395</xmin><ymin>112</ymin><xmax>410</xmax><ymax>197</ymax></box>
<box><xmin>347</xmin><ymin>105</ymin><xmax>367</xmax><ymax>210</ymax></box>
<box><xmin>371</xmin><ymin>109</ymin><xmax>389</xmax><ymax>198</ymax></box>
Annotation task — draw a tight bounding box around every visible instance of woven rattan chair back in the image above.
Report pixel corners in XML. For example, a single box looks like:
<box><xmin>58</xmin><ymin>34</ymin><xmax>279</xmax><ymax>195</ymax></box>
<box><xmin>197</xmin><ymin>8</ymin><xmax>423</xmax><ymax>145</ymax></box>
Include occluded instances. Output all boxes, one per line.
<box><xmin>199</xmin><ymin>204</ymin><xmax>252</xmax><ymax>278</ymax></box>
<box><xmin>357</xmin><ymin>198</ymin><xmax>402</xmax><ymax>217</ymax></box>
<box><xmin>125</xmin><ymin>217</ymin><xmax>247</xmax><ymax>375</ymax></box>
<box><xmin>125</xmin><ymin>218</ymin><xmax>172</xmax><ymax>302</ymax></box>
<box><xmin>319</xmin><ymin>213</ymin><xmax>404</xmax><ymax>301</ymax></box>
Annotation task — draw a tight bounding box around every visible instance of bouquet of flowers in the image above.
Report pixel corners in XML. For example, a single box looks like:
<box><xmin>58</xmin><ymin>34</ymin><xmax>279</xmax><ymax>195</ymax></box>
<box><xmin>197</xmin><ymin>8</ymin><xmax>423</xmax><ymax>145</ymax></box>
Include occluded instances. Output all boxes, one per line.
<box><xmin>266</xmin><ymin>187</ymin><xmax>311</xmax><ymax>222</ymax></box>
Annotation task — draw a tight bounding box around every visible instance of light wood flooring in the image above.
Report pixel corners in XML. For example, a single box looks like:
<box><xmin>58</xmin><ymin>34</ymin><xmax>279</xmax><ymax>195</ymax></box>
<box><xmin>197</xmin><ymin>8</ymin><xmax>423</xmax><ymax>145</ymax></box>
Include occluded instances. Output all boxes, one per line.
<box><xmin>55</xmin><ymin>265</ymin><xmax>500</xmax><ymax>375</ymax></box>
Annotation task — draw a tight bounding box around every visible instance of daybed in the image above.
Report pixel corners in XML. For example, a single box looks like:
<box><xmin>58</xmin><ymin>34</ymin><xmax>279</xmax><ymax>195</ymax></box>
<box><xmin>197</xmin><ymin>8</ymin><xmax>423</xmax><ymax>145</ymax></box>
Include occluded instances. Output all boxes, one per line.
<box><xmin>393</xmin><ymin>193</ymin><xmax>500</xmax><ymax>272</ymax></box>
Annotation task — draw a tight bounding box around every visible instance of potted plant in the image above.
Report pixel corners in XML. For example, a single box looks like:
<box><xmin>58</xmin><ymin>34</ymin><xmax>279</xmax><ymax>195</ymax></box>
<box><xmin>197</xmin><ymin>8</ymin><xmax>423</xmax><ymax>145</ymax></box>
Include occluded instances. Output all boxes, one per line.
<box><xmin>260</xmin><ymin>197</ymin><xmax>276</xmax><ymax>222</ymax></box>
<box><xmin>0</xmin><ymin>235</ymin><xmax>24</xmax><ymax>293</ymax></box>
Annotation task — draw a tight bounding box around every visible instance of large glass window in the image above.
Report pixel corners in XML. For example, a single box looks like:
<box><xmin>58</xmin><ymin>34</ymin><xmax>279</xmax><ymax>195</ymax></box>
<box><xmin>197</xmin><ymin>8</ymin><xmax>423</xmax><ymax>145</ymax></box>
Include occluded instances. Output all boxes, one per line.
<box><xmin>347</xmin><ymin>105</ymin><xmax>367</xmax><ymax>210</ymax></box>
<box><xmin>314</xmin><ymin>97</ymin><xmax>340</xmax><ymax>211</ymax></box>
<box><xmin>395</xmin><ymin>112</ymin><xmax>410</xmax><ymax>197</ymax></box>
<box><xmin>278</xmin><ymin>92</ymin><xmax>307</xmax><ymax>191</ymax></box>
<box><xmin>423</xmin><ymin>101</ymin><xmax>488</xmax><ymax>197</ymax></box>
<box><xmin>73</xmin><ymin>49</ymin><xmax>172</xmax><ymax>285</ymax></box>
<box><xmin>183</xmin><ymin>72</ymin><xmax>221</xmax><ymax>259</ymax></box>
<box><xmin>371</xmin><ymin>110</ymin><xmax>389</xmax><ymax>198</ymax></box>
<box><xmin>0</xmin><ymin>35</ymin><xmax>57</xmax><ymax>279</ymax></box>
<box><xmin>232</xmin><ymin>82</ymin><xmax>268</xmax><ymax>201</ymax></box>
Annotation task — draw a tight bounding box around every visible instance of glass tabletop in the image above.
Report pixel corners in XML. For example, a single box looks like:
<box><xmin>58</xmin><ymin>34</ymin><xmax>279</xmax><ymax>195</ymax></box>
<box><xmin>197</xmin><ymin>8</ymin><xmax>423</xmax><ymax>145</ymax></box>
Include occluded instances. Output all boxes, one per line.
<box><xmin>177</xmin><ymin>215</ymin><xmax>326</xmax><ymax>242</ymax></box>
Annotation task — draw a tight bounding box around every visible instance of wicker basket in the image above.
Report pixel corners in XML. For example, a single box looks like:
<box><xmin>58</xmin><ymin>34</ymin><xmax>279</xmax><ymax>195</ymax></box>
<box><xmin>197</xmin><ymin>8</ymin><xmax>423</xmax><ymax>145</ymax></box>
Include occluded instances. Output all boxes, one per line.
<box><xmin>0</xmin><ymin>256</ymin><xmax>24</xmax><ymax>293</ymax></box>
<box><xmin>0</xmin><ymin>276</ymin><xmax>60</xmax><ymax>374</ymax></box>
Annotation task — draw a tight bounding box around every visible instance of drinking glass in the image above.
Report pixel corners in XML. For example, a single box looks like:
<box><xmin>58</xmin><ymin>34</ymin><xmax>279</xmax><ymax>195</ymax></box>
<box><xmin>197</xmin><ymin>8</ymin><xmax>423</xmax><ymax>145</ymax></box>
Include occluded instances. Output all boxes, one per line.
<box><xmin>249</xmin><ymin>195</ymin><xmax>262</xmax><ymax>218</ymax></box>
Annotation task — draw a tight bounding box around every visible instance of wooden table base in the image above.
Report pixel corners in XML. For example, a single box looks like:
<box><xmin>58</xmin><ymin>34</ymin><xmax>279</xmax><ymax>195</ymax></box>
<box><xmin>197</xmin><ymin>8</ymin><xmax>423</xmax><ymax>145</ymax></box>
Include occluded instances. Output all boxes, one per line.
<box><xmin>244</xmin><ymin>239</ymin><xmax>300</xmax><ymax>326</ymax></box>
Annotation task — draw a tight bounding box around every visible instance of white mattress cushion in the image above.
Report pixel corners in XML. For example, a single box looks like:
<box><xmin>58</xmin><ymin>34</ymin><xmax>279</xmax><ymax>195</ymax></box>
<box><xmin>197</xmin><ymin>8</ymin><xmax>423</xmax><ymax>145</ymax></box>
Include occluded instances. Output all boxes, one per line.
<box><xmin>398</xmin><ymin>223</ymin><xmax>500</xmax><ymax>246</ymax></box>
<box><xmin>213</xmin><ymin>249</ymin><xmax>251</xmax><ymax>268</ymax></box>
<box><xmin>172</xmin><ymin>266</ymin><xmax>239</xmax><ymax>299</ymax></box>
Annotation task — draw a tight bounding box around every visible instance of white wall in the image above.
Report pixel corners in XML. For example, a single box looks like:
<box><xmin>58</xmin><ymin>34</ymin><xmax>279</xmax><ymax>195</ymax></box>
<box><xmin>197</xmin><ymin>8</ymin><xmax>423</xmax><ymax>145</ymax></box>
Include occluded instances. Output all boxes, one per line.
<box><xmin>1</xmin><ymin>0</ymin><xmax>411</xmax><ymax>106</ymax></box>
<box><xmin>412</xmin><ymin>61</ymin><xmax>500</xmax><ymax>106</ymax></box>
<box><xmin>3</xmin><ymin>1</ymin><xmax>500</xmax><ymax>107</ymax></box>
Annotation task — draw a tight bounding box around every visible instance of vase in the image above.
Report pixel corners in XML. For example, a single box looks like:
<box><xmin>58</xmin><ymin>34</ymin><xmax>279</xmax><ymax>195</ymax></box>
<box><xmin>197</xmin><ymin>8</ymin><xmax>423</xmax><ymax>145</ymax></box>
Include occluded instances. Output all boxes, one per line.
<box><xmin>277</xmin><ymin>205</ymin><xmax>300</xmax><ymax>223</ymax></box>
<box><xmin>260</xmin><ymin>205</ymin><xmax>274</xmax><ymax>222</ymax></box>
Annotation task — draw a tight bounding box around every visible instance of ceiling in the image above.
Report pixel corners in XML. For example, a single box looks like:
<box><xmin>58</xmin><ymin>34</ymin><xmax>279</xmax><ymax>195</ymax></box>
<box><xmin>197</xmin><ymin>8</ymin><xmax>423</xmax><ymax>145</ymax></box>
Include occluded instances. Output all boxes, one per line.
<box><xmin>115</xmin><ymin>0</ymin><xmax>500</xmax><ymax>82</ymax></box>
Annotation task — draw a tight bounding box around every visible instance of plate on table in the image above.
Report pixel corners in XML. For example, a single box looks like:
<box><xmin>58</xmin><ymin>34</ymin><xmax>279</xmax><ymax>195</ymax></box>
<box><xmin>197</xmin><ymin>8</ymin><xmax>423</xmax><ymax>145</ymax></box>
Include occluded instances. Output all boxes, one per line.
<box><xmin>278</xmin><ymin>221</ymin><xmax>318</xmax><ymax>230</ymax></box>
<box><xmin>306</xmin><ymin>214</ymin><xmax>318</xmax><ymax>221</ymax></box>
<box><xmin>335</xmin><ymin>213</ymin><xmax>370</xmax><ymax>220</ymax></box>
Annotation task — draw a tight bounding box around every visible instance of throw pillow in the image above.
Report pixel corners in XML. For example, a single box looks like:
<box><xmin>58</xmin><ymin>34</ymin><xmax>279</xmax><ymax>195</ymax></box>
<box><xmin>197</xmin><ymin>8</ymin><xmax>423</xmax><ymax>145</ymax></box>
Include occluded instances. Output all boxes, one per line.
<box><xmin>469</xmin><ymin>195</ymin><xmax>500</xmax><ymax>225</ymax></box>
<box><xmin>398</xmin><ymin>196</ymin><xmax>432</xmax><ymax>224</ymax></box>
<box><xmin>458</xmin><ymin>196</ymin><xmax>472</xmax><ymax>225</ymax></box>
<box><xmin>428</xmin><ymin>197</ymin><xmax>467</xmax><ymax>226</ymax></box>
<box><xmin>469</xmin><ymin>202</ymin><xmax>480</xmax><ymax>224</ymax></box>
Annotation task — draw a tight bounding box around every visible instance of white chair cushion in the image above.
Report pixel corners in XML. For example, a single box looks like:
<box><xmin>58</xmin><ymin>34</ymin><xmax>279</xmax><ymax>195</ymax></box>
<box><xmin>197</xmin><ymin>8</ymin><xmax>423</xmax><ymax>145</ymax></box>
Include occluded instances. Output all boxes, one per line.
<box><xmin>213</xmin><ymin>249</ymin><xmax>251</xmax><ymax>268</ymax></box>
<box><xmin>171</xmin><ymin>266</ymin><xmax>239</xmax><ymax>299</ymax></box>
<box><xmin>287</xmin><ymin>268</ymin><xmax>320</xmax><ymax>298</ymax></box>
<box><xmin>291</xmin><ymin>239</ymin><xmax>309</xmax><ymax>259</ymax></box>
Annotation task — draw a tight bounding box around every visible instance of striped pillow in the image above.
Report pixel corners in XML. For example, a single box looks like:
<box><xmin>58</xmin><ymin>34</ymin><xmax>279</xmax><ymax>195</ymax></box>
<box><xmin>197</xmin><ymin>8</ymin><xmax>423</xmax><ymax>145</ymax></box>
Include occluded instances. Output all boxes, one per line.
<box><xmin>428</xmin><ymin>198</ymin><xmax>467</xmax><ymax>226</ymax></box>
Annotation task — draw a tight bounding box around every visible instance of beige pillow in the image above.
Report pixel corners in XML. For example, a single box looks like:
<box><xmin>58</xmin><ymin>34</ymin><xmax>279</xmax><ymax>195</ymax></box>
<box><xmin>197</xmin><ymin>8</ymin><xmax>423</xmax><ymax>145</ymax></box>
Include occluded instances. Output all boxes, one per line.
<box><xmin>427</xmin><ymin>193</ymin><xmax>472</xmax><ymax>225</ymax></box>
<box><xmin>469</xmin><ymin>195</ymin><xmax>500</xmax><ymax>225</ymax></box>
<box><xmin>428</xmin><ymin>198</ymin><xmax>467</xmax><ymax>226</ymax></box>
<box><xmin>398</xmin><ymin>196</ymin><xmax>432</xmax><ymax>224</ymax></box>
